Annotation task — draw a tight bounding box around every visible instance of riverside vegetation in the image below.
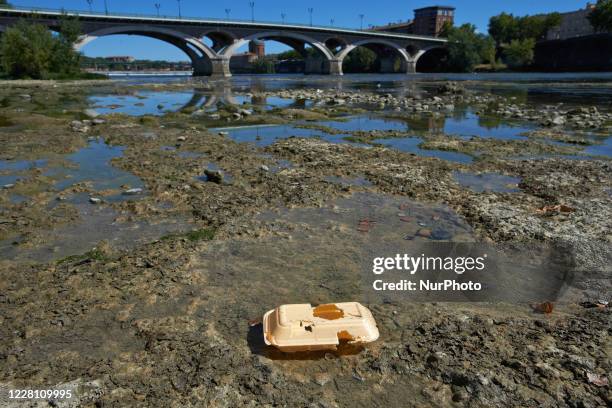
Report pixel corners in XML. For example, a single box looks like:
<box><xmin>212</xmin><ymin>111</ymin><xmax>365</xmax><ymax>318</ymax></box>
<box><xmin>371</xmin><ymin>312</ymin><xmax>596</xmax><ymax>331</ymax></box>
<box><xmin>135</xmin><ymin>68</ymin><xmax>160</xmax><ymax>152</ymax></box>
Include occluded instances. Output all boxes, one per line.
<box><xmin>0</xmin><ymin>74</ymin><xmax>610</xmax><ymax>407</ymax></box>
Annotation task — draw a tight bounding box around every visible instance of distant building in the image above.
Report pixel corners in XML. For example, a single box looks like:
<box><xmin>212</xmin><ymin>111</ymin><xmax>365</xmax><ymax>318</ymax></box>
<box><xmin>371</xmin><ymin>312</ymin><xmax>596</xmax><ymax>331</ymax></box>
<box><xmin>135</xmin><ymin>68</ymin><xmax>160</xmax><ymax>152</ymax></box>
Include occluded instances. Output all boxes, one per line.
<box><xmin>230</xmin><ymin>41</ymin><xmax>266</xmax><ymax>71</ymax></box>
<box><xmin>249</xmin><ymin>40</ymin><xmax>265</xmax><ymax>57</ymax></box>
<box><xmin>104</xmin><ymin>56</ymin><xmax>135</xmax><ymax>63</ymax></box>
<box><xmin>412</xmin><ymin>6</ymin><xmax>455</xmax><ymax>37</ymax></box>
<box><xmin>546</xmin><ymin>3</ymin><xmax>596</xmax><ymax>40</ymax></box>
<box><xmin>370</xmin><ymin>5</ymin><xmax>455</xmax><ymax>37</ymax></box>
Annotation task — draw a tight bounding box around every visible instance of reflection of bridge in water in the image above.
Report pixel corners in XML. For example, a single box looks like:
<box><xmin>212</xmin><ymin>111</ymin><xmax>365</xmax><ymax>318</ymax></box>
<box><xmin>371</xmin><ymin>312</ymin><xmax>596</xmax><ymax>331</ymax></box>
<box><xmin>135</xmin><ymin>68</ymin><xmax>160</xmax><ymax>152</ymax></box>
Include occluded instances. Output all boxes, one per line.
<box><xmin>0</xmin><ymin>7</ymin><xmax>447</xmax><ymax>77</ymax></box>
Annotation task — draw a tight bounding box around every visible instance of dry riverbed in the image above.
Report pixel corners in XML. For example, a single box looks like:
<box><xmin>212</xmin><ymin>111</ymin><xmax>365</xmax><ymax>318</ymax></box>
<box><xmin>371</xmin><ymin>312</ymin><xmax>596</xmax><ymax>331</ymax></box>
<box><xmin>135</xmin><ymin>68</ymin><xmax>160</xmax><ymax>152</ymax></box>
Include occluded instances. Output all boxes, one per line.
<box><xmin>0</xmin><ymin>80</ymin><xmax>610</xmax><ymax>407</ymax></box>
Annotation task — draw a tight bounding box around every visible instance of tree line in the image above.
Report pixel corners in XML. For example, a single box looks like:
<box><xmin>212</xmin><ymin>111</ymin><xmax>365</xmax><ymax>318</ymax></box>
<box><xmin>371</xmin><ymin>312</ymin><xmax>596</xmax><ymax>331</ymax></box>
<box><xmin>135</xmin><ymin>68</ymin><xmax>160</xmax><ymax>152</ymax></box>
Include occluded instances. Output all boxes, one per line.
<box><xmin>0</xmin><ymin>10</ymin><xmax>96</xmax><ymax>79</ymax></box>
<box><xmin>440</xmin><ymin>0</ymin><xmax>612</xmax><ymax>72</ymax></box>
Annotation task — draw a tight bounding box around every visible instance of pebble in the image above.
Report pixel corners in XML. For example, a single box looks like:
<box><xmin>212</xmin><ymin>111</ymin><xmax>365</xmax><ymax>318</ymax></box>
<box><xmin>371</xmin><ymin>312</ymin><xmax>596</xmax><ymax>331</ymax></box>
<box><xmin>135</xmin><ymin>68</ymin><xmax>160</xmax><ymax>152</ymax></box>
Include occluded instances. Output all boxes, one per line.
<box><xmin>123</xmin><ymin>188</ymin><xmax>143</xmax><ymax>196</ymax></box>
<box><xmin>89</xmin><ymin>197</ymin><xmax>102</xmax><ymax>204</ymax></box>
<box><xmin>2</xmin><ymin>184</ymin><xmax>14</xmax><ymax>189</ymax></box>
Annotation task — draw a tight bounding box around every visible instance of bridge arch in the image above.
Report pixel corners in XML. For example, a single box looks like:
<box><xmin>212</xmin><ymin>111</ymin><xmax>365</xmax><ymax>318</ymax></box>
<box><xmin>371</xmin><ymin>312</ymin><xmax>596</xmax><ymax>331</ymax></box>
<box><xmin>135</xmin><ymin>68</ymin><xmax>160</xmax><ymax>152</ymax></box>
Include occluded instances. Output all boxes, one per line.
<box><xmin>414</xmin><ymin>45</ymin><xmax>448</xmax><ymax>73</ymax></box>
<box><xmin>338</xmin><ymin>39</ymin><xmax>411</xmax><ymax>74</ymax></box>
<box><xmin>221</xmin><ymin>31</ymin><xmax>333</xmax><ymax>60</ymax></box>
<box><xmin>220</xmin><ymin>31</ymin><xmax>336</xmax><ymax>75</ymax></box>
<box><xmin>75</xmin><ymin>25</ymin><xmax>218</xmax><ymax>76</ymax></box>
<box><xmin>202</xmin><ymin>30</ymin><xmax>236</xmax><ymax>53</ymax></box>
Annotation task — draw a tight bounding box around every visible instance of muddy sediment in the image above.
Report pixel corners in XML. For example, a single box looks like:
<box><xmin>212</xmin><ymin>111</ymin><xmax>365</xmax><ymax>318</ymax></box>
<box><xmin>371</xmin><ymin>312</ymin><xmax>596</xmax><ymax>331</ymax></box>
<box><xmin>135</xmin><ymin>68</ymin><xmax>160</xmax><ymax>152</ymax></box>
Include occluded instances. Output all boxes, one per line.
<box><xmin>0</xmin><ymin>79</ymin><xmax>610</xmax><ymax>407</ymax></box>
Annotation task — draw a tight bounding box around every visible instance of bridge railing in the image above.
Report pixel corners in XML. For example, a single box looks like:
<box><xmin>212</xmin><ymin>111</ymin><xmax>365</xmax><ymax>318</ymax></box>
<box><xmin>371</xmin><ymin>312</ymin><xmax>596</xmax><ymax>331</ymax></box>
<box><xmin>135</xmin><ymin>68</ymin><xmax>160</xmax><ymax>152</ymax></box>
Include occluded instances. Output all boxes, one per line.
<box><xmin>0</xmin><ymin>5</ymin><xmax>446</xmax><ymax>41</ymax></box>
<box><xmin>0</xmin><ymin>5</ymin><xmax>362</xmax><ymax>31</ymax></box>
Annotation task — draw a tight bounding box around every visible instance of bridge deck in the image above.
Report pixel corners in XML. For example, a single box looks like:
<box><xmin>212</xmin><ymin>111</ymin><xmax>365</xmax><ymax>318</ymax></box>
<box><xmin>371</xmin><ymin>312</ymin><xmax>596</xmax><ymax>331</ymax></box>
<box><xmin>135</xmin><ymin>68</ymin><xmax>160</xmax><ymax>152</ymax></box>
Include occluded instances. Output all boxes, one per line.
<box><xmin>0</xmin><ymin>7</ymin><xmax>447</xmax><ymax>43</ymax></box>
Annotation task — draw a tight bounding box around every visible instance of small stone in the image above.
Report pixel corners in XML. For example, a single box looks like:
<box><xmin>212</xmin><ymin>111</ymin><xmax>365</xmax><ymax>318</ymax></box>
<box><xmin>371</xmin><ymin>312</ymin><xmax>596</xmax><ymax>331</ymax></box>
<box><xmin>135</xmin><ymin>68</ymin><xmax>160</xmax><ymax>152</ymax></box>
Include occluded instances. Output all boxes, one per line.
<box><xmin>92</xmin><ymin>118</ymin><xmax>106</xmax><ymax>125</ymax></box>
<box><xmin>204</xmin><ymin>169</ymin><xmax>224</xmax><ymax>184</ymax></box>
<box><xmin>122</xmin><ymin>188</ymin><xmax>143</xmax><ymax>196</ymax></box>
<box><xmin>313</xmin><ymin>373</ymin><xmax>331</xmax><ymax>386</ymax></box>
<box><xmin>260</xmin><ymin>165</ymin><xmax>270</xmax><ymax>172</ymax></box>
<box><xmin>89</xmin><ymin>197</ymin><xmax>102</xmax><ymax>204</ymax></box>
<box><xmin>177</xmin><ymin>136</ymin><xmax>187</xmax><ymax>142</ymax></box>
<box><xmin>218</xmin><ymin>131</ymin><xmax>229</xmax><ymax>136</ymax></box>
<box><xmin>2</xmin><ymin>184</ymin><xmax>14</xmax><ymax>189</ymax></box>
<box><xmin>83</xmin><ymin>109</ymin><xmax>100</xmax><ymax>118</ymax></box>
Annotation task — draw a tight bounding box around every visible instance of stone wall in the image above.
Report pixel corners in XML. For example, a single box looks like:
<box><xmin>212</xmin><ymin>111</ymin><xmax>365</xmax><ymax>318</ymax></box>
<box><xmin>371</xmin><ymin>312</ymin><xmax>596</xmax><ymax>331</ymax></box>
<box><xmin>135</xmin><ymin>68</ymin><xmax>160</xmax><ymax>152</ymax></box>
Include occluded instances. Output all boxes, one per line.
<box><xmin>534</xmin><ymin>33</ymin><xmax>612</xmax><ymax>71</ymax></box>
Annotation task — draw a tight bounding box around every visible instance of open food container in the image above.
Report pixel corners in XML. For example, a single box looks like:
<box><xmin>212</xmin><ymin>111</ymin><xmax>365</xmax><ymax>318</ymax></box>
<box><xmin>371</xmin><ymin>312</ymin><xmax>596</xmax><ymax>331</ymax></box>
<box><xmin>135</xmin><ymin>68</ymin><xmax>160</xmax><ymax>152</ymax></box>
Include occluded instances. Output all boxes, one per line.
<box><xmin>263</xmin><ymin>302</ymin><xmax>380</xmax><ymax>352</ymax></box>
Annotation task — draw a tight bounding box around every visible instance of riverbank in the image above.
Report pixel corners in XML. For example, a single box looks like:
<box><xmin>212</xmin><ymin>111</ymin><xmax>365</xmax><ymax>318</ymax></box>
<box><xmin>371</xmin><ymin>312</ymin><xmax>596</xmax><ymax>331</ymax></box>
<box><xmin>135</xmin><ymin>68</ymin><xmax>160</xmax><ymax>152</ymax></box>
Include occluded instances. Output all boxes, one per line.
<box><xmin>0</xmin><ymin>76</ymin><xmax>610</xmax><ymax>407</ymax></box>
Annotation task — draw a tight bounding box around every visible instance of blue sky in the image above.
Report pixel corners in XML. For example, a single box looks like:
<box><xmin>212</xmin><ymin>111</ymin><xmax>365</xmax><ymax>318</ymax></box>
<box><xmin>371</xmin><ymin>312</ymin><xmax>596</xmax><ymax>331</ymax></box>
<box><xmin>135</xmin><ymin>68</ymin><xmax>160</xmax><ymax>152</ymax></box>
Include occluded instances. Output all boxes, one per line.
<box><xmin>9</xmin><ymin>0</ymin><xmax>592</xmax><ymax>60</ymax></box>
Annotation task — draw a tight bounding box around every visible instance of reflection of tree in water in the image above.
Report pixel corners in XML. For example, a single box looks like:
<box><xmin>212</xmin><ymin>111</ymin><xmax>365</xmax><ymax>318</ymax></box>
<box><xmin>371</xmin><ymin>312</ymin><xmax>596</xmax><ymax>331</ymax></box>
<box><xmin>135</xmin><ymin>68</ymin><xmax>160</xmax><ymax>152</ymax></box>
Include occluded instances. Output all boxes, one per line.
<box><xmin>478</xmin><ymin>115</ymin><xmax>505</xmax><ymax>130</ymax></box>
<box><xmin>403</xmin><ymin>114</ymin><xmax>445</xmax><ymax>133</ymax></box>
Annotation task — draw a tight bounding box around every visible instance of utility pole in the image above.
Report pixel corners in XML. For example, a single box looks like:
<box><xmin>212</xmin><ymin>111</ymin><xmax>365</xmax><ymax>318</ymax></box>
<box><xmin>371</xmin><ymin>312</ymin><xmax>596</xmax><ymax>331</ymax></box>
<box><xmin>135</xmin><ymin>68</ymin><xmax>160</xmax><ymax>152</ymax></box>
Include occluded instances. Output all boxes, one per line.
<box><xmin>308</xmin><ymin>7</ymin><xmax>313</xmax><ymax>26</ymax></box>
<box><xmin>281</xmin><ymin>13</ymin><xmax>286</xmax><ymax>24</ymax></box>
<box><xmin>155</xmin><ymin>3</ymin><xmax>160</xmax><ymax>17</ymax></box>
<box><xmin>177</xmin><ymin>0</ymin><xmax>182</xmax><ymax>19</ymax></box>
<box><xmin>86</xmin><ymin>0</ymin><xmax>93</xmax><ymax>13</ymax></box>
<box><xmin>249</xmin><ymin>2</ymin><xmax>255</xmax><ymax>23</ymax></box>
<box><xmin>225</xmin><ymin>8</ymin><xmax>231</xmax><ymax>20</ymax></box>
<box><xmin>359</xmin><ymin>14</ymin><xmax>365</xmax><ymax>30</ymax></box>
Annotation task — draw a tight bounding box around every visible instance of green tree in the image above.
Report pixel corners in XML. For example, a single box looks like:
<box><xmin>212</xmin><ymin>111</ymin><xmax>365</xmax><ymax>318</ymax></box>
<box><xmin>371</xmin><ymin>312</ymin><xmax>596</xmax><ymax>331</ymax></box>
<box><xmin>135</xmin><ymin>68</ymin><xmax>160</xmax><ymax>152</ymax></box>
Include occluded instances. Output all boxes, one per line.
<box><xmin>50</xmin><ymin>16</ymin><xmax>82</xmax><ymax>75</ymax></box>
<box><xmin>445</xmin><ymin>24</ymin><xmax>493</xmax><ymax>72</ymax></box>
<box><xmin>0</xmin><ymin>0</ymin><xmax>12</xmax><ymax>8</ymax></box>
<box><xmin>489</xmin><ymin>12</ymin><xmax>519</xmax><ymax>45</ymax></box>
<box><xmin>343</xmin><ymin>47</ymin><xmax>378</xmax><ymax>73</ymax></box>
<box><xmin>489</xmin><ymin>12</ymin><xmax>561</xmax><ymax>44</ymax></box>
<box><xmin>503</xmin><ymin>38</ymin><xmax>536</xmax><ymax>68</ymax></box>
<box><xmin>589</xmin><ymin>0</ymin><xmax>612</xmax><ymax>32</ymax></box>
<box><xmin>0</xmin><ymin>17</ymin><xmax>83</xmax><ymax>79</ymax></box>
<box><xmin>1</xmin><ymin>21</ymin><xmax>54</xmax><ymax>78</ymax></box>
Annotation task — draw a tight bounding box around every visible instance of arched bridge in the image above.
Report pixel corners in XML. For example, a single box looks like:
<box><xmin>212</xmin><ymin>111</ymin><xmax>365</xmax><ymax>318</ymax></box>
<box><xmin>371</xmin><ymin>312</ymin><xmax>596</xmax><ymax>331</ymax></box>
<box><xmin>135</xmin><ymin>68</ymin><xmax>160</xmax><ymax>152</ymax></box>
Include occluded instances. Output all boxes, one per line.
<box><xmin>0</xmin><ymin>7</ymin><xmax>448</xmax><ymax>77</ymax></box>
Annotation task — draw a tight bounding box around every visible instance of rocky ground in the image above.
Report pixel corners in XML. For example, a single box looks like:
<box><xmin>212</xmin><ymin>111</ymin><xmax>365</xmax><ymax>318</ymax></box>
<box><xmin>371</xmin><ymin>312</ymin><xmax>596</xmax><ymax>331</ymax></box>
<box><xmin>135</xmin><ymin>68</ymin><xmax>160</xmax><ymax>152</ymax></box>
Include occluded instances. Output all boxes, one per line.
<box><xmin>0</xmin><ymin>79</ymin><xmax>610</xmax><ymax>407</ymax></box>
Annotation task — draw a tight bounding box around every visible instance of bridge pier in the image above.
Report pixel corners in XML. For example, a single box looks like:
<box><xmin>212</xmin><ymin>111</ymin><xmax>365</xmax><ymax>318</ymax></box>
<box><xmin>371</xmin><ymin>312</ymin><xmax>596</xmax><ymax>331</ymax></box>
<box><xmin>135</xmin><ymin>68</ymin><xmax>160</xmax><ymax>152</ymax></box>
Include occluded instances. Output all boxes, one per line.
<box><xmin>208</xmin><ymin>57</ymin><xmax>231</xmax><ymax>78</ymax></box>
<box><xmin>406</xmin><ymin>60</ymin><xmax>417</xmax><ymax>74</ymax></box>
<box><xmin>328</xmin><ymin>59</ymin><xmax>343</xmax><ymax>75</ymax></box>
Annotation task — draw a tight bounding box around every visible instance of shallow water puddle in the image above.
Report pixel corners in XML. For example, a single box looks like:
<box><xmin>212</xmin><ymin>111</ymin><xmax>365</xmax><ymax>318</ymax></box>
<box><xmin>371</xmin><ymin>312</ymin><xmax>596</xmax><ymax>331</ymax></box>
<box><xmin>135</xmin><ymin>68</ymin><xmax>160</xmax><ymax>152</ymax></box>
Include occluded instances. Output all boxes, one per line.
<box><xmin>46</xmin><ymin>139</ymin><xmax>144</xmax><ymax>195</ymax></box>
<box><xmin>443</xmin><ymin>111</ymin><xmax>532</xmax><ymax>140</ymax></box>
<box><xmin>214</xmin><ymin>124</ymin><xmax>357</xmax><ymax>147</ymax></box>
<box><xmin>453</xmin><ymin>171</ymin><xmax>521</xmax><ymax>193</ymax></box>
<box><xmin>0</xmin><ymin>159</ymin><xmax>48</xmax><ymax>186</ymax></box>
<box><xmin>584</xmin><ymin>135</ymin><xmax>612</xmax><ymax>158</ymax></box>
<box><xmin>89</xmin><ymin>91</ymin><xmax>196</xmax><ymax>116</ymax></box>
<box><xmin>0</xmin><ymin>194</ymin><xmax>190</xmax><ymax>263</ymax></box>
<box><xmin>372</xmin><ymin>137</ymin><xmax>473</xmax><ymax>164</ymax></box>
<box><xmin>318</xmin><ymin>116</ymin><xmax>409</xmax><ymax>133</ymax></box>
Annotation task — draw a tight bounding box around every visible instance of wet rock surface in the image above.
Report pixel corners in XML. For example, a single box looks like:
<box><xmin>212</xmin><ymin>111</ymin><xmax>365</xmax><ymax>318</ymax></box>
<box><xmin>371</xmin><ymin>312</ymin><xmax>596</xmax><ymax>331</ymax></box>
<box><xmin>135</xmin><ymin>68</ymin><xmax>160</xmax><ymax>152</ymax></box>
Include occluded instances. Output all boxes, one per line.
<box><xmin>0</xmin><ymin>78</ymin><xmax>610</xmax><ymax>407</ymax></box>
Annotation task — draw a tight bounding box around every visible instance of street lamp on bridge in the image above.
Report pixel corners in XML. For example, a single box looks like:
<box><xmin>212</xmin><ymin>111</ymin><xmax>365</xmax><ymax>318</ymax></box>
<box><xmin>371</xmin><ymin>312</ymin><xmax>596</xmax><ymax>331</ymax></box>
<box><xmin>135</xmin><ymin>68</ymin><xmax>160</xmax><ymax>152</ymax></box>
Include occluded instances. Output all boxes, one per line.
<box><xmin>281</xmin><ymin>13</ymin><xmax>286</xmax><ymax>24</ymax></box>
<box><xmin>103</xmin><ymin>0</ymin><xmax>108</xmax><ymax>15</ymax></box>
<box><xmin>86</xmin><ymin>0</ymin><xmax>93</xmax><ymax>13</ymax></box>
<box><xmin>177</xmin><ymin>0</ymin><xmax>182</xmax><ymax>19</ymax></box>
<box><xmin>308</xmin><ymin>8</ymin><xmax>313</xmax><ymax>27</ymax></box>
<box><xmin>225</xmin><ymin>8</ymin><xmax>231</xmax><ymax>20</ymax></box>
<box><xmin>359</xmin><ymin>14</ymin><xmax>365</xmax><ymax>30</ymax></box>
<box><xmin>249</xmin><ymin>2</ymin><xmax>255</xmax><ymax>23</ymax></box>
<box><xmin>154</xmin><ymin>3</ymin><xmax>161</xmax><ymax>17</ymax></box>
<box><xmin>330</xmin><ymin>18</ymin><xmax>335</xmax><ymax>27</ymax></box>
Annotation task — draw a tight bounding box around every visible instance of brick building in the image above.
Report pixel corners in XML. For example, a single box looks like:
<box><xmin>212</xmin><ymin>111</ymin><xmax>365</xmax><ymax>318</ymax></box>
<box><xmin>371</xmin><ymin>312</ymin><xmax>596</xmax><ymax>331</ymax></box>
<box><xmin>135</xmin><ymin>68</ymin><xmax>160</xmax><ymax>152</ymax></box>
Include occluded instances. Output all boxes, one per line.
<box><xmin>370</xmin><ymin>5</ymin><xmax>455</xmax><ymax>37</ymax></box>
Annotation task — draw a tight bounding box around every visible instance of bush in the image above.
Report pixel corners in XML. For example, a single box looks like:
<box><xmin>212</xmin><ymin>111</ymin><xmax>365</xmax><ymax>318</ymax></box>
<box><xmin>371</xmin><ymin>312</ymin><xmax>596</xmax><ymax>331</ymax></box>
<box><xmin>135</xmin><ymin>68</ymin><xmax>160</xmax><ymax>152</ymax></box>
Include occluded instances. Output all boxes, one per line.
<box><xmin>0</xmin><ymin>17</ymin><xmax>83</xmax><ymax>79</ymax></box>
<box><xmin>1</xmin><ymin>21</ymin><xmax>54</xmax><ymax>79</ymax></box>
<box><xmin>445</xmin><ymin>24</ymin><xmax>495</xmax><ymax>72</ymax></box>
<box><xmin>503</xmin><ymin>38</ymin><xmax>536</xmax><ymax>68</ymax></box>
<box><xmin>589</xmin><ymin>0</ymin><xmax>612</xmax><ymax>32</ymax></box>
